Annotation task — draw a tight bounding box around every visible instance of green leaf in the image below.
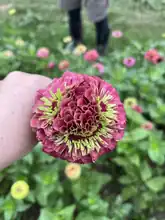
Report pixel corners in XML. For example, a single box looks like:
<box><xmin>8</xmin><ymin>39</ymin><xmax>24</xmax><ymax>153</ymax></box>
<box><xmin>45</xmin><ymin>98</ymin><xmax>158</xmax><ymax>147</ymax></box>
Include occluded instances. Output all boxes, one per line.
<box><xmin>125</xmin><ymin>108</ymin><xmax>146</xmax><ymax>124</ymax></box>
<box><xmin>140</xmin><ymin>162</ymin><xmax>152</xmax><ymax>181</ymax></box>
<box><xmin>57</xmin><ymin>205</ymin><xmax>75</xmax><ymax>220</ymax></box>
<box><xmin>129</xmin><ymin>154</ymin><xmax>140</xmax><ymax>167</ymax></box>
<box><xmin>119</xmin><ymin>176</ymin><xmax>134</xmax><ymax>185</ymax></box>
<box><xmin>146</xmin><ymin>177</ymin><xmax>165</xmax><ymax>192</ymax></box>
<box><xmin>122</xmin><ymin>186</ymin><xmax>137</xmax><ymax>201</ymax></box>
<box><xmin>38</xmin><ymin>208</ymin><xmax>54</xmax><ymax>220</ymax></box>
<box><xmin>123</xmin><ymin>128</ymin><xmax>149</xmax><ymax>142</ymax></box>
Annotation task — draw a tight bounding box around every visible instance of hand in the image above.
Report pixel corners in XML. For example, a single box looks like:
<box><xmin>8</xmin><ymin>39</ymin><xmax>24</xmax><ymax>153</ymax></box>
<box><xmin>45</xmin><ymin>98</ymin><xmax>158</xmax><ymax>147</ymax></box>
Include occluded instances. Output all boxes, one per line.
<box><xmin>0</xmin><ymin>71</ymin><xmax>51</xmax><ymax>170</ymax></box>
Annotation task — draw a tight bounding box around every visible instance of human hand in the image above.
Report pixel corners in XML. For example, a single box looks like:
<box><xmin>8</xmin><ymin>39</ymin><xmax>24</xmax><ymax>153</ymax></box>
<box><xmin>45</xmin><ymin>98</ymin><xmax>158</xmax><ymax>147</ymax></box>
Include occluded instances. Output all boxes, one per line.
<box><xmin>0</xmin><ymin>71</ymin><xmax>51</xmax><ymax>170</ymax></box>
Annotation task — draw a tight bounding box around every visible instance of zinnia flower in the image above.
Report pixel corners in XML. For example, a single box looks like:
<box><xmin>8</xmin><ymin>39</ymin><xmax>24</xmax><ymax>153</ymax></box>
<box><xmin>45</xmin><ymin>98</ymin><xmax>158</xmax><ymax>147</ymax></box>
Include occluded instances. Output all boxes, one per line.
<box><xmin>144</xmin><ymin>49</ymin><xmax>163</xmax><ymax>64</ymax></box>
<box><xmin>48</xmin><ymin>61</ymin><xmax>55</xmax><ymax>69</ymax></box>
<box><xmin>31</xmin><ymin>72</ymin><xmax>126</xmax><ymax>164</ymax></box>
<box><xmin>63</xmin><ymin>36</ymin><xmax>72</xmax><ymax>44</ymax></box>
<box><xmin>15</xmin><ymin>39</ymin><xmax>25</xmax><ymax>46</ymax></box>
<box><xmin>37</xmin><ymin>47</ymin><xmax>49</xmax><ymax>58</ymax></box>
<box><xmin>58</xmin><ymin>60</ymin><xmax>70</xmax><ymax>70</ymax></box>
<box><xmin>112</xmin><ymin>30</ymin><xmax>123</xmax><ymax>38</ymax></box>
<box><xmin>3</xmin><ymin>50</ymin><xmax>14</xmax><ymax>57</ymax></box>
<box><xmin>8</xmin><ymin>8</ymin><xmax>16</xmax><ymax>15</ymax></box>
<box><xmin>84</xmin><ymin>49</ymin><xmax>99</xmax><ymax>62</ymax></box>
<box><xmin>141</xmin><ymin>122</ymin><xmax>153</xmax><ymax>130</ymax></box>
<box><xmin>93</xmin><ymin>63</ymin><xmax>105</xmax><ymax>74</ymax></box>
<box><xmin>132</xmin><ymin>105</ymin><xmax>143</xmax><ymax>113</ymax></box>
<box><xmin>162</xmin><ymin>33</ymin><xmax>165</xmax><ymax>38</ymax></box>
<box><xmin>11</xmin><ymin>180</ymin><xmax>29</xmax><ymax>200</ymax></box>
<box><xmin>123</xmin><ymin>57</ymin><xmax>136</xmax><ymax>68</ymax></box>
<box><xmin>124</xmin><ymin>97</ymin><xmax>137</xmax><ymax>108</ymax></box>
<box><xmin>65</xmin><ymin>163</ymin><xmax>81</xmax><ymax>180</ymax></box>
<box><xmin>73</xmin><ymin>44</ymin><xmax>87</xmax><ymax>56</ymax></box>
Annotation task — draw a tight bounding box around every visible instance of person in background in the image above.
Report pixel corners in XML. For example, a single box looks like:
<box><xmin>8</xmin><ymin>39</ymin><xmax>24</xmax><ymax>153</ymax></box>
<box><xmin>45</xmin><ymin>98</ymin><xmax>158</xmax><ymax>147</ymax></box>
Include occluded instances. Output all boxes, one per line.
<box><xmin>59</xmin><ymin>0</ymin><xmax>110</xmax><ymax>55</ymax></box>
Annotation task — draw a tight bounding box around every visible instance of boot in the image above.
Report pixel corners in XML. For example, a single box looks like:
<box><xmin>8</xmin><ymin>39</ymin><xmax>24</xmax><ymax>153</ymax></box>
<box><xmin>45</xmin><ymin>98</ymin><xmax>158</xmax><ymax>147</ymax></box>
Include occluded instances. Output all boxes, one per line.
<box><xmin>95</xmin><ymin>17</ymin><xmax>110</xmax><ymax>56</ymax></box>
<box><xmin>66</xmin><ymin>8</ymin><xmax>83</xmax><ymax>51</ymax></box>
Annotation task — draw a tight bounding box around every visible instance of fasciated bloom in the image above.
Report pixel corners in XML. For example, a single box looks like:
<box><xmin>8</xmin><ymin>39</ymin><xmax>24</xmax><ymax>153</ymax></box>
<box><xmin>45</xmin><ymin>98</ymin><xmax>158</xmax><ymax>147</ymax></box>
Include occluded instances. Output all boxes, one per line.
<box><xmin>11</xmin><ymin>180</ymin><xmax>29</xmax><ymax>200</ymax></box>
<box><xmin>65</xmin><ymin>163</ymin><xmax>81</xmax><ymax>180</ymax></box>
<box><xmin>37</xmin><ymin>47</ymin><xmax>49</xmax><ymax>58</ymax></box>
<box><xmin>31</xmin><ymin>72</ymin><xmax>126</xmax><ymax>164</ymax></box>
<box><xmin>84</xmin><ymin>49</ymin><xmax>99</xmax><ymax>62</ymax></box>
<box><xmin>93</xmin><ymin>63</ymin><xmax>105</xmax><ymax>74</ymax></box>
<box><xmin>123</xmin><ymin>57</ymin><xmax>136</xmax><ymax>68</ymax></box>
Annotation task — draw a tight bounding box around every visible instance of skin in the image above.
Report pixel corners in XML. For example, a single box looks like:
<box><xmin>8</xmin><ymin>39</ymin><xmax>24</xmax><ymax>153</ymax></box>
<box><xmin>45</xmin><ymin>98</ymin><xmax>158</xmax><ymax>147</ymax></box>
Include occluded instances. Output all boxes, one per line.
<box><xmin>0</xmin><ymin>71</ymin><xmax>51</xmax><ymax>170</ymax></box>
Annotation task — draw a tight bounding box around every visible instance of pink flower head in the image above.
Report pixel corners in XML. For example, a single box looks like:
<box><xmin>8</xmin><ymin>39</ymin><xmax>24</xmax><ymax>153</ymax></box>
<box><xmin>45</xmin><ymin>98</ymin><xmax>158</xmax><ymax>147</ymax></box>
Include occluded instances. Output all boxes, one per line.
<box><xmin>48</xmin><ymin>61</ymin><xmax>55</xmax><ymax>69</ymax></box>
<box><xmin>112</xmin><ymin>30</ymin><xmax>123</xmax><ymax>38</ymax></box>
<box><xmin>123</xmin><ymin>57</ymin><xmax>136</xmax><ymax>68</ymax></box>
<box><xmin>31</xmin><ymin>72</ymin><xmax>126</xmax><ymax>164</ymax></box>
<box><xmin>132</xmin><ymin>105</ymin><xmax>143</xmax><ymax>113</ymax></box>
<box><xmin>93</xmin><ymin>63</ymin><xmax>105</xmax><ymax>74</ymax></box>
<box><xmin>37</xmin><ymin>47</ymin><xmax>49</xmax><ymax>58</ymax></box>
<box><xmin>141</xmin><ymin>122</ymin><xmax>153</xmax><ymax>130</ymax></box>
<box><xmin>151</xmin><ymin>55</ymin><xmax>164</xmax><ymax>64</ymax></box>
<box><xmin>84</xmin><ymin>49</ymin><xmax>99</xmax><ymax>62</ymax></box>
<box><xmin>144</xmin><ymin>49</ymin><xmax>164</xmax><ymax>64</ymax></box>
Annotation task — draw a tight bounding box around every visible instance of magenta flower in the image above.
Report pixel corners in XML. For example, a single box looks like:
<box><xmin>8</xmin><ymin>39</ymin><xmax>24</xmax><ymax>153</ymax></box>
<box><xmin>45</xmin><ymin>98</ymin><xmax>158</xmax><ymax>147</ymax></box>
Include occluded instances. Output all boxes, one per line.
<box><xmin>132</xmin><ymin>105</ymin><xmax>143</xmax><ymax>113</ymax></box>
<box><xmin>84</xmin><ymin>49</ymin><xmax>99</xmax><ymax>62</ymax></box>
<box><xmin>123</xmin><ymin>57</ymin><xmax>136</xmax><ymax>68</ymax></box>
<box><xmin>112</xmin><ymin>30</ymin><xmax>123</xmax><ymax>38</ymax></box>
<box><xmin>141</xmin><ymin>122</ymin><xmax>153</xmax><ymax>130</ymax></box>
<box><xmin>31</xmin><ymin>72</ymin><xmax>126</xmax><ymax>164</ymax></box>
<box><xmin>37</xmin><ymin>47</ymin><xmax>49</xmax><ymax>58</ymax></box>
<box><xmin>93</xmin><ymin>63</ymin><xmax>105</xmax><ymax>74</ymax></box>
<box><xmin>48</xmin><ymin>61</ymin><xmax>55</xmax><ymax>69</ymax></box>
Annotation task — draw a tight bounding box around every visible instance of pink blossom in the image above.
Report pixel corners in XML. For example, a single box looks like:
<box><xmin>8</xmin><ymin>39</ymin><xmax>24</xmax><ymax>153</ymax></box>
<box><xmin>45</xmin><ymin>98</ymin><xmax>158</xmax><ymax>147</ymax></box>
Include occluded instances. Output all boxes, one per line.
<box><xmin>84</xmin><ymin>49</ymin><xmax>99</xmax><ymax>62</ymax></box>
<box><xmin>37</xmin><ymin>47</ymin><xmax>49</xmax><ymax>58</ymax></box>
<box><xmin>132</xmin><ymin>105</ymin><xmax>143</xmax><ymax>113</ymax></box>
<box><xmin>31</xmin><ymin>72</ymin><xmax>126</xmax><ymax>164</ymax></box>
<box><xmin>123</xmin><ymin>57</ymin><xmax>136</xmax><ymax>68</ymax></box>
<box><xmin>48</xmin><ymin>61</ymin><xmax>55</xmax><ymax>69</ymax></box>
<box><xmin>144</xmin><ymin>49</ymin><xmax>164</xmax><ymax>64</ymax></box>
<box><xmin>141</xmin><ymin>122</ymin><xmax>153</xmax><ymax>130</ymax></box>
<box><xmin>93</xmin><ymin>63</ymin><xmax>104</xmax><ymax>74</ymax></box>
<box><xmin>112</xmin><ymin>30</ymin><xmax>123</xmax><ymax>38</ymax></box>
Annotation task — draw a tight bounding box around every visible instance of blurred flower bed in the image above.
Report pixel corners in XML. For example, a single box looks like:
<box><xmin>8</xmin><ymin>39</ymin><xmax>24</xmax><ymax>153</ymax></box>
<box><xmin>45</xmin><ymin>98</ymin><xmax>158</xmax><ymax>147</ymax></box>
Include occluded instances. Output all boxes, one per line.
<box><xmin>0</xmin><ymin>5</ymin><xmax>165</xmax><ymax>220</ymax></box>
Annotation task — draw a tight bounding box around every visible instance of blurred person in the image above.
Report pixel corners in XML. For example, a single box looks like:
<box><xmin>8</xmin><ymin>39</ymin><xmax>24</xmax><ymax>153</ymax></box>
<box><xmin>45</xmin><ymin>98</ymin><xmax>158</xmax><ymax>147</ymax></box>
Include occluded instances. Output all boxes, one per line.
<box><xmin>60</xmin><ymin>0</ymin><xmax>110</xmax><ymax>55</ymax></box>
<box><xmin>0</xmin><ymin>72</ymin><xmax>51</xmax><ymax>170</ymax></box>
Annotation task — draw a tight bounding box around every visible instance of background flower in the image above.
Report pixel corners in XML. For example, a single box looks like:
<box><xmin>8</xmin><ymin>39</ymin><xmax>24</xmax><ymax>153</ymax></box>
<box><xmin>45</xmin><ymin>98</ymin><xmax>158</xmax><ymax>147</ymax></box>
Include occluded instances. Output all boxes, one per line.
<box><xmin>58</xmin><ymin>60</ymin><xmax>70</xmax><ymax>70</ymax></box>
<box><xmin>65</xmin><ymin>163</ymin><xmax>81</xmax><ymax>180</ymax></box>
<box><xmin>37</xmin><ymin>47</ymin><xmax>49</xmax><ymax>58</ymax></box>
<box><xmin>84</xmin><ymin>49</ymin><xmax>99</xmax><ymax>62</ymax></box>
<box><xmin>93</xmin><ymin>63</ymin><xmax>105</xmax><ymax>74</ymax></box>
<box><xmin>112</xmin><ymin>30</ymin><xmax>123</xmax><ymax>38</ymax></box>
<box><xmin>73</xmin><ymin>44</ymin><xmax>87</xmax><ymax>55</ymax></box>
<box><xmin>123</xmin><ymin>57</ymin><xmax>136</xmax><ymax>67</ymax></box>
<box><xmin>11</xmin><ymin>180</ymin><xmax>29</xmax><ymax>200</ymax></box>
<box><xmin>48</xmin><ymin>61</ymin><xmax>55</xmax><ymax>69</ymax></box>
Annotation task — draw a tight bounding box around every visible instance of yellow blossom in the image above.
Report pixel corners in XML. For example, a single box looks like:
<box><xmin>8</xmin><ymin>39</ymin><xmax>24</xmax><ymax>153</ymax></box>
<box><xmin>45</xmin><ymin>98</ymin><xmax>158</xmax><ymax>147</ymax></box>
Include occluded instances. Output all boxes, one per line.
<box><xmin>63</xmin><ymin>36</ymin><xmax>72</xmax><ymax>44</ymax></box>
<box><xmin>3</xmin><ymin>50</ymin><xmax>14</xmax><ymax>57</ymax></box>
<box><xmin>11</xmin><ymin>180</ymin><xmax>30</xmax><ymax>200</ymax></box>
<box><xmin>65</xmin><ymin>163</ymin><xmax>81</xmax><ymax>180</ymax></box>
<box><xmin>73</xmin><ymin>44</ymin><xmax>87</xmax><ymax>55</ymax></box>
<box><xmin>162</xmin><ymin>33</ymin><xmax>165</xmax><ymax>38</ymax></box>
<box><xmin>8</xmin><ymin>8</ymin><xmax>16</xmax><ymax>15</ymax></box>
<box><xmin>124</xmin><ymin>97</ymin><xmax>137</xmax><ymax>108</ymax></box>
<box><xmin>15</xmin><ymin>39</ymin><xmax>25</xmax><ymax>46</ymax></box>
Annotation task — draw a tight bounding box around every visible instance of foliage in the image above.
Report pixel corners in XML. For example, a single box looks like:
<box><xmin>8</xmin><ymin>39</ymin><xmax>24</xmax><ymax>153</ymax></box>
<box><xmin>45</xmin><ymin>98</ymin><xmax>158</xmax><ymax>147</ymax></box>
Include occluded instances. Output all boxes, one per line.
<box><xmin>0</xmin><ymin>1</ymin><xmax>165</xmax><ymax>220</ymax></box>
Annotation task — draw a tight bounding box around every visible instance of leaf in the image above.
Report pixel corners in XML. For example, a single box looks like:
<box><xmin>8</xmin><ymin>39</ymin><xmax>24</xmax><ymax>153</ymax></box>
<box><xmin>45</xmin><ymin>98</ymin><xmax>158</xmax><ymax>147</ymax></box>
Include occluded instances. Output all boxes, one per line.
<box><xmin>38</xmin><ymin>208</ymin><xmax>54</xmax><ymax>220</ymax></box>
<box><xmin>140</xmin><ymin>162</ymin><xmax>152</xmax><ymax>181</ymax></box>
<box><xmin>146</xmin><ymin>177</ymin><xmax>165</xmax><ymax>192</ymax></box>
<box><xmin>57</xmin><ymin>205</ymin><xmax>75</xmax><ymax>220</ymax></box>
<box><xmin>76</xmin><ymin>212</ymin><xmax>109</xmax><ymax>220</ymax></box>
<box><xmin>122</xmin><ymin>186</ymin><xmax>137</xmax><ymax>201</ymax></box>
<box><xmin>129</xmin><ymin>154</ymin><xmax>140</xmax><ymax>167</ymax></box>
<box><xmin>148</xmin><ymin>134</ymin><xmax>165</xmax><ymax>165</ymax></box>
<box><xmin>113</xmin><ymin>157</ymin><xmax>129</xmax><ymax>167</ymax></box>
<box><xmin>119</xmin><ymin>176</ymin><xmax>134</xmax><ymax>185</ymax></box>
<box><xmin>123</xmin><ymin>128</ymin><xmax>149</xmax><ymax>142</ymax></box>
<box><xmin>125</xmin><ymin>108</ymin><xmax>146</xmax><ymax>124</ymax></box>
